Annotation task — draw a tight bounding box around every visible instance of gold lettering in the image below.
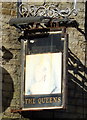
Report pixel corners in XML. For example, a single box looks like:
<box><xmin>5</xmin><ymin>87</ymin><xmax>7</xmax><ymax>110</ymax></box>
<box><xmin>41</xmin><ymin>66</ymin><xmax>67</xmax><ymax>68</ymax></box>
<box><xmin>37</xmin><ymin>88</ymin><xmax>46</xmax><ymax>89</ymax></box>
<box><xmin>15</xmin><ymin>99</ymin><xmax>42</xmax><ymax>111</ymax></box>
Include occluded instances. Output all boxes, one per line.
<box><xmin>45</xmin><ymin>97</ymin><xmax>49</xmax><ymax>103</ymax></box>
<box><xmin>49</xmin><ymin>97</ymin><xmax>53</xmax><ymax>103</ymax></box>
<box><xmin>33</xmin><ymin>98</ymin><xmax>36</xmax><ymax>104</ymax></box>
<box><xmin>53</xmin><ymin>97</ymin><xmax>57</xmax><ymax>103</ymax></box>
<box><xmin>25</xmin><ymin>99</ymin><xmax>29</xmax><ymax>104</ymax></box>
<box><xmin>42</xmin><ymin>98</ymin><xmax>45</xmax><ymax>104</ymax></box>
<box><xmin>38</xmin><ymin>98</ymin><xmax>41</xmax><ymax>104</ymax></box>
<box><xmin>37</xmin><ymin>97</ymin><xmax>61</xmax><ymax>104</ymax></box>
<box><xmin>25</xmin><ymin>98</ymin><xmax>36</xmax><ymax>104</ymax></box>
<box><xmin>58</xmin><ymin>97</ymin><xmax>61</xmax><ymax>102</ymax></box>
<box><xmin>29</xmin><ymin>99</ymin><xmax>32</xmax><ymax>104</ymax></box>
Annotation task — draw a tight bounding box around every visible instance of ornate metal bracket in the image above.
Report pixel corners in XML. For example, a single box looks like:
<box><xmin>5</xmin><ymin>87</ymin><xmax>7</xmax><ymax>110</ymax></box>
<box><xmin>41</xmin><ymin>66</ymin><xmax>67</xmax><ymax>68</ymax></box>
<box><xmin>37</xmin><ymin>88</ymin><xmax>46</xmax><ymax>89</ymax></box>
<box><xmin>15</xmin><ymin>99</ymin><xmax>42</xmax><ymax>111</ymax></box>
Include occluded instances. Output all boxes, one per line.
<box><xmin>19</xmin><ymin>0</ymin><xmax>78</xmax><ymax>18</ymax></box>
<box><xmin>9</xmin><ymin>0</ymin><xmax>79</xmax><ymax>36</ymax></box>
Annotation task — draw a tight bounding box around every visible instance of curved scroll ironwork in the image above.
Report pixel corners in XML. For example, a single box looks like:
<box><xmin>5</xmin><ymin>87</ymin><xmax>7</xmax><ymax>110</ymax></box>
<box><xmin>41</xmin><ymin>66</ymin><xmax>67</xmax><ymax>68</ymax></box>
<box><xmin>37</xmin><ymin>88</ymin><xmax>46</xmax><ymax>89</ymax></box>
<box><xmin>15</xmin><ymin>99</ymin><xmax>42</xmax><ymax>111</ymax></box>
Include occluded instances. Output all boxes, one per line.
<box><xmin>19</xmin><ymin>0</ymin><xmax>78</xmax><ymax>18</ymax></box>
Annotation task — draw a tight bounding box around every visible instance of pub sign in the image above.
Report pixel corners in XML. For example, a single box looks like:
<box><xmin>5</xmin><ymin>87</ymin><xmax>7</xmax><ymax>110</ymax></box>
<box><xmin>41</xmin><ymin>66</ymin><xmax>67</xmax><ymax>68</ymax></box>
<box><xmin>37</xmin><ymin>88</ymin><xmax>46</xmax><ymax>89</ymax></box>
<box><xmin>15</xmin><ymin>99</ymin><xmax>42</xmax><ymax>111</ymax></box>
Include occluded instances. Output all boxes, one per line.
<box><xmin>21</xmin><ymin>29</ymin><xmax>68</xmax><ymax>110</ymax></box>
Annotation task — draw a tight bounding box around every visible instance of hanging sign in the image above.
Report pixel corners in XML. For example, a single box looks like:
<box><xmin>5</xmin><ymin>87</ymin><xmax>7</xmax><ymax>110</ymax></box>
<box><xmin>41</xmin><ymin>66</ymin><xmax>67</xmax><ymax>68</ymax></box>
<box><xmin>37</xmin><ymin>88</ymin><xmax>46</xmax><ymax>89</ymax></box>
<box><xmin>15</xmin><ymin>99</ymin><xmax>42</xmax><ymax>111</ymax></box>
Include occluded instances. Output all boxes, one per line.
<box><xmin>21</xmin><ymin>30</ymin><xmax>67</xmax><ymax>110</ymax></box>
<box><xmin>24</xmin><ymin>52</ymin><xmax>62</xmax><ymax>110</ymax></box>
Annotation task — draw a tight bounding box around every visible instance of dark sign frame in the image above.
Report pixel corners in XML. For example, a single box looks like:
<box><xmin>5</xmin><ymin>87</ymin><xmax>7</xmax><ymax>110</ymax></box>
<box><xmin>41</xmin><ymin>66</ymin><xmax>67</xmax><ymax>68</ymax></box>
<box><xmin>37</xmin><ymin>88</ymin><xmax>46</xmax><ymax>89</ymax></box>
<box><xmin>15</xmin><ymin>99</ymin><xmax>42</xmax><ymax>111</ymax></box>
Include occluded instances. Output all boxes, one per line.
<box><xmin>20</xmin><ymin>29</ymin><xmax>68</xmax><ymax>111</ymax></box>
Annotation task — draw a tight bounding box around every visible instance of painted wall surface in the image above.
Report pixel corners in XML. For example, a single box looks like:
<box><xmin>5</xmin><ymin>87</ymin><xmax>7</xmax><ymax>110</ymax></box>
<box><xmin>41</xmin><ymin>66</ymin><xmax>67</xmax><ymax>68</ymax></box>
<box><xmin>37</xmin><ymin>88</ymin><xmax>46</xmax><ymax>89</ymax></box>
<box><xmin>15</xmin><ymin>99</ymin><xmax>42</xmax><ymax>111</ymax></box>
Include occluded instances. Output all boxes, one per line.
<box><xmin>1</xmin><ymin>1</ymin><xmax>87</xmax><ymax>119</ymax></box>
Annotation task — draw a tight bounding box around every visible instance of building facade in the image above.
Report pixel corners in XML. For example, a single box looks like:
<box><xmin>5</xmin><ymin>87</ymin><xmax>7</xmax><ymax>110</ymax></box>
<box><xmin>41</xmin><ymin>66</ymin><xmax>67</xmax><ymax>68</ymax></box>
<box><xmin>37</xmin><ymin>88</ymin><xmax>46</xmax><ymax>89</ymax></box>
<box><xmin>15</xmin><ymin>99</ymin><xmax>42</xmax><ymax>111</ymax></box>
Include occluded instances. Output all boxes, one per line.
<box><xmin>1</xmin><ymin>0</ymin><xmax>87</xmax><ymax>119</ymax></box>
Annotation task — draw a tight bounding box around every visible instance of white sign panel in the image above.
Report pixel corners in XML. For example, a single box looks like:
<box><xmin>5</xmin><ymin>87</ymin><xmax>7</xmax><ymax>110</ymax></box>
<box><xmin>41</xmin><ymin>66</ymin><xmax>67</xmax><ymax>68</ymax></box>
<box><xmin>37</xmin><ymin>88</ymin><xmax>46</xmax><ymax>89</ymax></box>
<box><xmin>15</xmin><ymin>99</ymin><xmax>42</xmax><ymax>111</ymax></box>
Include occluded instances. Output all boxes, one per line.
<box><xmin>25</xmin><ymin>52</ymin><xmax>62</xmax><ymax>95</ymax></box>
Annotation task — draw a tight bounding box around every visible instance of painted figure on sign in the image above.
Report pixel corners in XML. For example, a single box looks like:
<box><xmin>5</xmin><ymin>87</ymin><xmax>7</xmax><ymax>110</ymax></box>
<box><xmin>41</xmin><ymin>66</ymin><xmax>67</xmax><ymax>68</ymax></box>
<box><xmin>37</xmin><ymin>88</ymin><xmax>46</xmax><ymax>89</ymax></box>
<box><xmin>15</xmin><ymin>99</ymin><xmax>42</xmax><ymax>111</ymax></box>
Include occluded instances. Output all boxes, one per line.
<box><xmin>25</xmin><ymin>53</ymin><xmax>62</xmax><ymax>95</ymax></box>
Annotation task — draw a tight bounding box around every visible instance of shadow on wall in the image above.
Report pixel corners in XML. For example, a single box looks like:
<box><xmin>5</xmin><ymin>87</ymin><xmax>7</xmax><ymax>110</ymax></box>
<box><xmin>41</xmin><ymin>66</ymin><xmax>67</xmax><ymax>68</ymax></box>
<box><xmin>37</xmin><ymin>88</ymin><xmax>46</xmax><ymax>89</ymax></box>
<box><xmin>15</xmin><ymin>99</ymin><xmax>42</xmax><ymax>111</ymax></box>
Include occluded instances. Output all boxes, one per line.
<box><xmin>2</xmin><ymin>67</ymin><xmax>14</xmax><ymax>112</ymax></box>
<box><xmin>1</xmin><ymin>46</ymin><xmax>14</xmax><ymax>112</ymax></box>
<box><xmin>68</xmin><ymin>49</ymin><xmax>87</xmax><ymax>90</ymax></box>
<box><xmin>67</xmin><ymin>49</ymin><xmax>87</xmax><ymax>117</ymax></box>
<box><xmin>21</xmin><ymin>49</ymin><xmax>87</xmax><ymax>119</ymax></box>
<box><xmin>2</xmin><ymin>46</ymin><xmax>13</xmax><ymax>62</ymax></box>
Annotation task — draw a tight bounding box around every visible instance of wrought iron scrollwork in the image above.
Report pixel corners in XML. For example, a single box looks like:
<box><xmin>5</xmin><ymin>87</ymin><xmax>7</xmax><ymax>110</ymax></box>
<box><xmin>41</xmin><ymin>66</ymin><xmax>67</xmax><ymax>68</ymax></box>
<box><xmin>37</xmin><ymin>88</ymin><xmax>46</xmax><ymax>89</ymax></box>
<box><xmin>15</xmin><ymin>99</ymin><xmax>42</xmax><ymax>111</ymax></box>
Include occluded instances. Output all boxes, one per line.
<box><xmin>19</xmin><ymin>1</ymin><xmax>78</xmax><ymax>18</ymax></box>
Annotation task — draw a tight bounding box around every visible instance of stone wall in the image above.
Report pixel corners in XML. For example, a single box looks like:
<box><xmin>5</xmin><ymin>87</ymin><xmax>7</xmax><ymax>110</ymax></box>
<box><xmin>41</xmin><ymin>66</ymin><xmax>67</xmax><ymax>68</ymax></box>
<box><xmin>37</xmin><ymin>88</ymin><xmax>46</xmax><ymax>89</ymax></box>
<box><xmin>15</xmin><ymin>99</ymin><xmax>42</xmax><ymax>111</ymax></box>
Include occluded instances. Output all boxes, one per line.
<box><xmin>1</xmin><ymin>2</ymin><xmax>22</xmax><ymax>119</ymax></box>
<box><xmin>1</xmin><ymin>1</ymin><xmax>87</xmax><ymax>119</ymax></box>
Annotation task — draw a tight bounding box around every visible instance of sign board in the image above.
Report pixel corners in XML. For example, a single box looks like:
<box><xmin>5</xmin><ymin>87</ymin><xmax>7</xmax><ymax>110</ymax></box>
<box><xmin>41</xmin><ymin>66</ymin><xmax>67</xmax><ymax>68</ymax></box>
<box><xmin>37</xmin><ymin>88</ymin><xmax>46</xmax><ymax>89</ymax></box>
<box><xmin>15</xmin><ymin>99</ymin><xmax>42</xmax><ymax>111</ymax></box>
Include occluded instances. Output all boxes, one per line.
<box><xmin>21</xmin><ymin>30</ymin><xmax>68</xmax><ymax>110</ymax></box>
<box><xmin>24</xmin><ymin>52</ymin><xmax>62</xmax><ymax>109</ymax></box>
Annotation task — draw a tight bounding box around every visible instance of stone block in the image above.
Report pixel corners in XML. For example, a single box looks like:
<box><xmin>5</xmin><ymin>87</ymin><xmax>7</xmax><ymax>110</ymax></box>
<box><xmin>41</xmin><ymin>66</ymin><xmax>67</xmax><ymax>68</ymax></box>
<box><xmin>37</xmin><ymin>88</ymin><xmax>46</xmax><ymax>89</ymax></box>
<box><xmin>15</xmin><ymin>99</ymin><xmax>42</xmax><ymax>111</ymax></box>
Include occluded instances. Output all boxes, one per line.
<box><xmin>11</xmin><ymin>10</ymin><xmax>17</xmax><ymax>16</ymax></box>
<box><xmin>2</xmin><ymin>3</ymin><xmax>13</xmax><ymax>9</ymax></box>
<box><xmin>2</xmin><ymin>8</ymin><xmax>11</xmax><ymax>15</ymax></box>
<box><xmin>27</xmin><ymin>0</ymin><xmax>44</xmax><ymax>4</ymax></box>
